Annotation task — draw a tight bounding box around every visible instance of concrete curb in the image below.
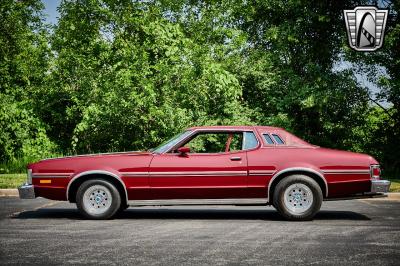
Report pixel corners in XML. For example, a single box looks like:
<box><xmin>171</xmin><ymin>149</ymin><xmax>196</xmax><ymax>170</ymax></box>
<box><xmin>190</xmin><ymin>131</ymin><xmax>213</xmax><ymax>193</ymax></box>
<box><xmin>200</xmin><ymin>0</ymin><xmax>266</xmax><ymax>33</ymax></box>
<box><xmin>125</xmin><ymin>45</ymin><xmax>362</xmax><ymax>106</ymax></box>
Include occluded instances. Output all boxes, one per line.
<box><xmin>0</xmin><ymin>189</ymin><xmax>18</xmax><ymax>197</ymax></box>
<box><xmin>386</xmin><ymin>192</ymin><xmax>400</xmax><ymax>200</ymax></box>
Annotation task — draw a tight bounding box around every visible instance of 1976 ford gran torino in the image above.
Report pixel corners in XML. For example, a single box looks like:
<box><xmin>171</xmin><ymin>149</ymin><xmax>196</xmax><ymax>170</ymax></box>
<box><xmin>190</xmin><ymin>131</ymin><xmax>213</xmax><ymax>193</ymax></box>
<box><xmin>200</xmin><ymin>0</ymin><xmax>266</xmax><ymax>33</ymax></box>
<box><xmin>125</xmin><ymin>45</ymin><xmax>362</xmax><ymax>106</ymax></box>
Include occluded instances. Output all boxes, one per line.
<box><xmin>18</xmin><ymin>126</ymin><xmax>390</xmax><ymax>220</ymax></box>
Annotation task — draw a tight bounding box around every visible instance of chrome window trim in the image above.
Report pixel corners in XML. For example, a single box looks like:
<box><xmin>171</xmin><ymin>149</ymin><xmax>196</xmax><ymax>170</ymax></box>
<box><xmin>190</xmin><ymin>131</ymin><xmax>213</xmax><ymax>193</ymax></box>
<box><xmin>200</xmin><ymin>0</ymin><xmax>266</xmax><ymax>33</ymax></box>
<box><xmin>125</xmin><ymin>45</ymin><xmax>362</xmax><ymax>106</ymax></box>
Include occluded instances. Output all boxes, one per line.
<box><xmin>66</xmin><ymin>170</ymin><xmax>128</xmax><ymax>203</ymax></box>
<box><xmin>267</xmin><ymin>167</ymin><xmax>328</xmax><ymax>202</ymax></box>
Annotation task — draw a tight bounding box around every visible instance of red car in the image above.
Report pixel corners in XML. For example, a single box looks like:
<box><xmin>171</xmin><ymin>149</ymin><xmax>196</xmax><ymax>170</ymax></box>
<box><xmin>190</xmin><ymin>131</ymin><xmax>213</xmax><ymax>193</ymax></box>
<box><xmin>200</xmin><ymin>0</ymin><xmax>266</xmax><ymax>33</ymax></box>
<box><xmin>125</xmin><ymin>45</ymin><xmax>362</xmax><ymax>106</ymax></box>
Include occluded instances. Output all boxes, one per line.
<box><xmin>18</xmin><ymin>126</ymin><xmax>390</xmax><ymax>220</ymax></box>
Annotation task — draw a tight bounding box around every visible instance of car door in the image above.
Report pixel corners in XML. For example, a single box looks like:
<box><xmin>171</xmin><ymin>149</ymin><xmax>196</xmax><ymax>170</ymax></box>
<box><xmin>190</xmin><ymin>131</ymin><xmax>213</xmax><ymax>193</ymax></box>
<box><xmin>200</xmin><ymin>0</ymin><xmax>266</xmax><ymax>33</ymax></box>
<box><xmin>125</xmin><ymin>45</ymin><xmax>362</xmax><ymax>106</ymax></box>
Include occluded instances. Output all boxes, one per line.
<box><xmin>149</xmin><ymin>131</ymin><xmax>250</xmax><ymax>199</ymax></box>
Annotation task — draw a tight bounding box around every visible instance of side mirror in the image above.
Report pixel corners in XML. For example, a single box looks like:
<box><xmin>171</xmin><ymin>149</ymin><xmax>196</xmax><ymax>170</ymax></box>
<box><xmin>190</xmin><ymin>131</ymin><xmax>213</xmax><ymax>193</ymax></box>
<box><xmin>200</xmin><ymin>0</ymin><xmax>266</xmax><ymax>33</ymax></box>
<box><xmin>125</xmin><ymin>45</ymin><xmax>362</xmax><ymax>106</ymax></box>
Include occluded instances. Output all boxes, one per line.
<box><xmin>177</xmin><ymin>146</ymin><xmax>190</xmax><ymax>156</ymax></box>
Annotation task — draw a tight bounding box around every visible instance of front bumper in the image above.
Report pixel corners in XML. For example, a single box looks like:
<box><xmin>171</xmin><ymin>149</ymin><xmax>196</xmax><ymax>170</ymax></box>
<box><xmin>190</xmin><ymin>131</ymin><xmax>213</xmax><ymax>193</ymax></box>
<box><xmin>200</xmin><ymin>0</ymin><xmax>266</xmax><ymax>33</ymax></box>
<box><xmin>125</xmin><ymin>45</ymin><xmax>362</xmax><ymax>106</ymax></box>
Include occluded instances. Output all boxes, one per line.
<box><xmin>18</xmin><ymin>184</ymin><xmax>35</xmax><ymax>199</ymax></box>
<box><xmin>371</xmin><ymin>179</ymin><xmax>391</xmax><ymax>193</ymax></box>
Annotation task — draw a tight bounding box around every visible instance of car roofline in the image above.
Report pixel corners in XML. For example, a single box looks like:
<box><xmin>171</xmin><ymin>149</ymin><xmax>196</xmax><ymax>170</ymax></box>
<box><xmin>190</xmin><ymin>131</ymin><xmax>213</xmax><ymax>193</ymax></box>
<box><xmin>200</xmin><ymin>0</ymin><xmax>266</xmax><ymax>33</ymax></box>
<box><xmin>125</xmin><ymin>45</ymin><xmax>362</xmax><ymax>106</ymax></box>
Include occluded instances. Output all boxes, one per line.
<box><xmin>187</xmin><ymin>125</ymin><xmax>283</xmax><ymax>131</ymax></box>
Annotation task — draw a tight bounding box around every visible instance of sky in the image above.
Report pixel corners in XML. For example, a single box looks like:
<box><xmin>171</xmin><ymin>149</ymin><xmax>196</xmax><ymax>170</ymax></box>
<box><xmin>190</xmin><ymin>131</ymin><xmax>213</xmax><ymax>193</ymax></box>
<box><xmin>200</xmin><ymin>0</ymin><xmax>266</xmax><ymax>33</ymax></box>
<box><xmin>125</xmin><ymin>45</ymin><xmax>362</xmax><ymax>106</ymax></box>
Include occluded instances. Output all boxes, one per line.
<box><xmin>43</xmin><ymin>0</ymin><xmax>60</xmax><ymax>25</ymax></box>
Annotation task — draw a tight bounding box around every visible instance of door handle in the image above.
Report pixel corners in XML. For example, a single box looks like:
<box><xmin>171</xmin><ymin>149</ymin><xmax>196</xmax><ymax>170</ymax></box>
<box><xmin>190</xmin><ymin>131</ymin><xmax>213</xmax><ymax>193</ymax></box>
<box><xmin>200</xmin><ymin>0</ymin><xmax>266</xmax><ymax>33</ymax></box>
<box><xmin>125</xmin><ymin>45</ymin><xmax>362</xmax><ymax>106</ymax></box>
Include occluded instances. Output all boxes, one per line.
<box><xmin>230</xmin><ymin>157</ymin><xmax>242</xmax><ymax>161</ymax></box>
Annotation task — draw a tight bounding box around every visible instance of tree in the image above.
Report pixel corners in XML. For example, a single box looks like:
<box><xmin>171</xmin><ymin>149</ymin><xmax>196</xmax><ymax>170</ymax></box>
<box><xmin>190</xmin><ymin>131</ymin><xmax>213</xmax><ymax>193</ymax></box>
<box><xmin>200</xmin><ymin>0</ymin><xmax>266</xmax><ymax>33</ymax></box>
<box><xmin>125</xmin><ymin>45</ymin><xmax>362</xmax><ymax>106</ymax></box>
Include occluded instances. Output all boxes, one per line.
<box><xmin>1</xmin><ymin>0</ymin><xmax>398</xmax><ymax>176</ymax></box>
<box><xmin>0</xmin><ymin>0</ymin><xmax>55</xmax><ymax>164</ymax></box>
<box><xmin>42</xmin><ymin>0</ymin><xmax>252</xmax><ymax>153</ymax></box>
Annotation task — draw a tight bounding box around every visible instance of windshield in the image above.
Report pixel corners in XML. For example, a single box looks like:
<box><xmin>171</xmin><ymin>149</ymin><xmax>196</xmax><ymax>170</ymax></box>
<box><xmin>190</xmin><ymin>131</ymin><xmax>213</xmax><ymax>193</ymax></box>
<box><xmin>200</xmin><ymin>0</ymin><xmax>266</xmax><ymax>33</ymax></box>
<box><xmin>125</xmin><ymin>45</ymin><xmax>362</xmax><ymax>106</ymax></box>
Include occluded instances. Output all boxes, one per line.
<box><xmin>152</xmin><ymin>130</ymin><xmax>192</xmax><ymax>153</ymax></box>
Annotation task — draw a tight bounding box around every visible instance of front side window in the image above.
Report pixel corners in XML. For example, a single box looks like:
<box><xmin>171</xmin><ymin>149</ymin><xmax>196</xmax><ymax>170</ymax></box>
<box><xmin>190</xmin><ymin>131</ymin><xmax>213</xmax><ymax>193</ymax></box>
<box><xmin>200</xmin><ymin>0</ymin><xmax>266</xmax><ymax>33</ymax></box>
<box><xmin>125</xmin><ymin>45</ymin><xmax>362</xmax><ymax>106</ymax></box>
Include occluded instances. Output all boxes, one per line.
<box><xmin>182</xmin><ymin>132</ymin><xmax>243</xmax><ymax>153</ymax></box>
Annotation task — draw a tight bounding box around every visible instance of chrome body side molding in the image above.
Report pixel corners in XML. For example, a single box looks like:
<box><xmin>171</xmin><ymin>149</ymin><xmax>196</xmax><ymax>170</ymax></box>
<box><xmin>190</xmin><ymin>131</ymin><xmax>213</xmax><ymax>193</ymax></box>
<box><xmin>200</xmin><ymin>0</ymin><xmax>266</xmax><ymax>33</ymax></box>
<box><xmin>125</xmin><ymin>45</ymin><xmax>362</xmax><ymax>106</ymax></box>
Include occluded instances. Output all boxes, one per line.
<box><xmin>121</xmin><ymin>171</ymin><xmax>248</xmax><ymax>177</ymax></box>
<box><xmin>321</xmin><ymin>169</ymin><xmax>370</xmax><ymax>175</ymax></box>
<box><xmin>150</xmin><ymin>171</ymin><xmax>247</xmax><ymax>177</ymax></box>
<box><xmin>248</xmin><ymin>170</ymin><xmax>276</xmax><ymax>176</ymax></box>
<box><xmin>32</xmin><ymin>173</ymin><xmax>72</xmax><ymax>178</ymax></box>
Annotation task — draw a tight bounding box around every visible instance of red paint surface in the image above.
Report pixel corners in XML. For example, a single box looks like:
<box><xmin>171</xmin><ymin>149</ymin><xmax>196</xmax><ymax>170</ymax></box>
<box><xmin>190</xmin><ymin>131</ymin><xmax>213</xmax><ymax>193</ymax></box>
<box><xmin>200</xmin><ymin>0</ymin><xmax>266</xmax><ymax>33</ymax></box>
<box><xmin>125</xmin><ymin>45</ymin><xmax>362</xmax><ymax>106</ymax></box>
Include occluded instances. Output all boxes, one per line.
<box><xmin>27</xmin><ymin>126</ymin><xmax>378</xmax><ymax>201</ymax></box>
<box><xmin>149</xmin><ymin>152</ymin><xmax>248</xmax><ymax>199</ymax></box>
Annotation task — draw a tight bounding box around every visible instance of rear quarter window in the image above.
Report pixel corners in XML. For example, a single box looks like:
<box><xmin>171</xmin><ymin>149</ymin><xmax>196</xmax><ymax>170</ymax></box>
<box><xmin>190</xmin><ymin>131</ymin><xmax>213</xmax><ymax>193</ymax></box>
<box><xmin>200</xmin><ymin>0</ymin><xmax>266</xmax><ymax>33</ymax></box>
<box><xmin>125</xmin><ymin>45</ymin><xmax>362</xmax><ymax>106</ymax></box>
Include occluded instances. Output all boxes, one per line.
<box><xmin>272</xmin><ymin>134</ymin><xmax>285</xmax><ymax>145</ymax></box>
<box><xmin>262</xmin><ymin>134</ymin><xmax>274</xmax><ymax>145</ymax></box>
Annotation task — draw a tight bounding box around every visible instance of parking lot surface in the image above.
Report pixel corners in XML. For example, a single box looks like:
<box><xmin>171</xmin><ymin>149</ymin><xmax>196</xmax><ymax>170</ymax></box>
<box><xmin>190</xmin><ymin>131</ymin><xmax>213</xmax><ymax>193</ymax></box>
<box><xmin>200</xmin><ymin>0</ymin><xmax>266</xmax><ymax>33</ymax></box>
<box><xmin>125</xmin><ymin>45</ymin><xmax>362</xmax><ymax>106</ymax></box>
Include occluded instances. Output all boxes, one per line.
<box><xmin>0</xmin><ymin>197</ymin><xmax>399</xmax><ymax>265</ymax></box>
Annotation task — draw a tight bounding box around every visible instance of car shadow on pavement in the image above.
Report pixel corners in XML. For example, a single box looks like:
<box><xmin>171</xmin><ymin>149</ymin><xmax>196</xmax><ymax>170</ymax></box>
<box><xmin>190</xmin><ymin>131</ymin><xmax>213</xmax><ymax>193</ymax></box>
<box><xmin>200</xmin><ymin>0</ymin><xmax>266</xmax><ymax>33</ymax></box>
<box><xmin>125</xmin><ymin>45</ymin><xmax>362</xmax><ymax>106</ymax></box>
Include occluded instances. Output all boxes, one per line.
<box><xmin>11</xmin><ymin>208</ymin><xmax>371</xmax><ymax>221</ymax></box>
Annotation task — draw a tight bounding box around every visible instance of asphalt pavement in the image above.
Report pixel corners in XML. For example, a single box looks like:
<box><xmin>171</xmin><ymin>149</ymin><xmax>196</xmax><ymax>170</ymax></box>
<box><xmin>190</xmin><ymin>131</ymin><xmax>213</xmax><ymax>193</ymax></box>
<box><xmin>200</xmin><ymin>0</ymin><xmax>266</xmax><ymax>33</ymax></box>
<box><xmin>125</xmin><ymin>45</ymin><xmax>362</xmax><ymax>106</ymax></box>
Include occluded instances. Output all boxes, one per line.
<box><xmin>0</xmin><ymin>197</ymin><xmax>399</xmax><ymax>265</ymax></box>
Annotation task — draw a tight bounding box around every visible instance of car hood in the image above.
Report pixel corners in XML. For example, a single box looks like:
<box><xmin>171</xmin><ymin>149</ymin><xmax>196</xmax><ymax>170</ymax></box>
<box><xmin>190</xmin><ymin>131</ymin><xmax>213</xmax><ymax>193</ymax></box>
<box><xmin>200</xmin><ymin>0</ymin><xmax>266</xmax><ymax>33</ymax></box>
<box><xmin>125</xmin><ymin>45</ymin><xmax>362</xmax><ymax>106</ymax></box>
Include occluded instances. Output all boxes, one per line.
<box><xmin>32</xmin><ymin>151</ymin><xmax>151</xmax><ymax>164</ymax></box>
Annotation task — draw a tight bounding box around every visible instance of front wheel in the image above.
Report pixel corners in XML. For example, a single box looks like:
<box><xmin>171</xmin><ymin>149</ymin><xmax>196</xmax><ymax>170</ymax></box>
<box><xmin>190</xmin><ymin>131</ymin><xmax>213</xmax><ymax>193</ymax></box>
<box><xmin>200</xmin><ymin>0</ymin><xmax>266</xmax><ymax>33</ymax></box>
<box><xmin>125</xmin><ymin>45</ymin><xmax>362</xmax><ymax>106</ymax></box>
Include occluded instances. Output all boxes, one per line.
<box><xmin>273</xmin><ymin>175</ymin><xmax>323</xmax><ymax>221</ymax></box>
<box><xmin>76</xmin><ymin>179</ymin><xmax>121</xmax><ymax>219</ymax></box>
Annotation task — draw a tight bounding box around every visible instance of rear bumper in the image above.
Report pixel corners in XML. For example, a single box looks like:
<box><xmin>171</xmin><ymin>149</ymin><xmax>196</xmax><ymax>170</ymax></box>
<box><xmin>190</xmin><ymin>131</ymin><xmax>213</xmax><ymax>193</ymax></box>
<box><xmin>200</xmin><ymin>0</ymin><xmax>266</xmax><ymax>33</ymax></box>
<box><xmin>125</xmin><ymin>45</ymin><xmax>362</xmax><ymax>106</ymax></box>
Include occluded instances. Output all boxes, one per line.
<box><xmin>371</xmin><ymin>179</ymin><xmax>391</xmax><ymax>193</ymax></box>
<box><xmin>18</xmin><ymin>184</ymin><xmax>35</xmax><ymax>199</ymax></box>
<box><xmin>326</xmin><ymin>179</ymin><xmax>391</xmax><ymax>201</ymax></box>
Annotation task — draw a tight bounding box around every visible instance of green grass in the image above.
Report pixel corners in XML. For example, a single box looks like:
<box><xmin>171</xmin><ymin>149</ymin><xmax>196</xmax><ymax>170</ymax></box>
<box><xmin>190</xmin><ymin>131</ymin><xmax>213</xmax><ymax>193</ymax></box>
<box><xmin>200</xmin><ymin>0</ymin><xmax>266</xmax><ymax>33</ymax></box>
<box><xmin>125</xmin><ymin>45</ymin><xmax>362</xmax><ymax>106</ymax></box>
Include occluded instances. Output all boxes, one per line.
<box><xmin>388</xmin><ymin>179</ymin><xmax>400</xmax><ymax>193</ymax></box>
<box><xmin>0</xmin><ymin>174</ymin><xmax>26</xmax><ymax>189</ymax></box>
<box><xmin>0</xmin><ymin>158</ymin><xmax>33</xmax><ymax>174</ymax></box>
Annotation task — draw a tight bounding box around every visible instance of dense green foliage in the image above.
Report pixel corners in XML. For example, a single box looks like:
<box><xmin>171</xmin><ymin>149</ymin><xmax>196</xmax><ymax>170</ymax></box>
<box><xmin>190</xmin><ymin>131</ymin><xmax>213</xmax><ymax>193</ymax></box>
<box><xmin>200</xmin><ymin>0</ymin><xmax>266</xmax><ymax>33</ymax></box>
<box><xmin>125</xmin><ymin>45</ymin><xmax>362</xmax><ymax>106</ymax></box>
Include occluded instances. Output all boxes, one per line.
<box><xmin>0</xmin><ymin>0</ymin><xmax>399</xmax><ymax>176</ymax></box>
<box><xmin>0</xmin><ymin>0</ymin><xmax>57</xmax><ymax>166</ymax></box>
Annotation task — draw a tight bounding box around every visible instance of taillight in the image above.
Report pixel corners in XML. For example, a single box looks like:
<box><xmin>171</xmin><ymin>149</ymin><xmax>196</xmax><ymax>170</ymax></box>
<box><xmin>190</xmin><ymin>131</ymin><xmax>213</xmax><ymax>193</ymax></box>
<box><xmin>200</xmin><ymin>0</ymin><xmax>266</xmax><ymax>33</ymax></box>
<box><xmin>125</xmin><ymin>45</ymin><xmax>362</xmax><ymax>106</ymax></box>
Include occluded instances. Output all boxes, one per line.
<box><xmin>370</xmin><ymin>164</ymin><xmax>381</xmax><ymax>179</ymax></box>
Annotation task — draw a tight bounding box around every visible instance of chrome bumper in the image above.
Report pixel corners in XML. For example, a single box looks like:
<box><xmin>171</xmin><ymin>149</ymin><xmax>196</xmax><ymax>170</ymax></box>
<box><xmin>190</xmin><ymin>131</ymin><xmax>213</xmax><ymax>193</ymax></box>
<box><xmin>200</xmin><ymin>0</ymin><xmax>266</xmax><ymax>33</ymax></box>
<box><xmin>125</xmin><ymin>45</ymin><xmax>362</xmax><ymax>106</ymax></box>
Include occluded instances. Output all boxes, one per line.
<box><xmin>18</xmin><ymin>184</ymin><xmax>35</xmax><ymax>199</ymax></box>
<box><xmin>371</xmin><ymin>179</ymin><xmax>391</xmax><ymax>193</ymax></box>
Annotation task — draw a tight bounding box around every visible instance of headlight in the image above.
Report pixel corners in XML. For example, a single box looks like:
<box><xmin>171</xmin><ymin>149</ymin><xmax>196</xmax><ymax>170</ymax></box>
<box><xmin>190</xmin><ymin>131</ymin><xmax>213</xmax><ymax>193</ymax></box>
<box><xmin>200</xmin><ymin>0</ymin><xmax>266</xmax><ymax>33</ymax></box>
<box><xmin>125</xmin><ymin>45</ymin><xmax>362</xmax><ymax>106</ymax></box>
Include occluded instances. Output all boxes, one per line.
<box><xmin>27</xmin><ymin>169</ymin><xmax>32</xmax><ymax>184</ymax></box>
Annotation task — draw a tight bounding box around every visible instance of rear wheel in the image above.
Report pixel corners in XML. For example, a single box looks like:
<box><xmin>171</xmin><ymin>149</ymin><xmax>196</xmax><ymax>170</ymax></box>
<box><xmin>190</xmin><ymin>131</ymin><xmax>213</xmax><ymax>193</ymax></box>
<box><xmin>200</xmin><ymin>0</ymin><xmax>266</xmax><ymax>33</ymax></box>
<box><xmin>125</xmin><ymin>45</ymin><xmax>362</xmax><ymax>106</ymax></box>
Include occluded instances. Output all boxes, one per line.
<box><xmin>273</xmin><ymin>175</ymin><xmax>322</xmax><ymax>221</ymax></box>
<box><xmin>76</xmin><ymin>179</ymin><xmax>121</xmax><ymax>219</ymax></box>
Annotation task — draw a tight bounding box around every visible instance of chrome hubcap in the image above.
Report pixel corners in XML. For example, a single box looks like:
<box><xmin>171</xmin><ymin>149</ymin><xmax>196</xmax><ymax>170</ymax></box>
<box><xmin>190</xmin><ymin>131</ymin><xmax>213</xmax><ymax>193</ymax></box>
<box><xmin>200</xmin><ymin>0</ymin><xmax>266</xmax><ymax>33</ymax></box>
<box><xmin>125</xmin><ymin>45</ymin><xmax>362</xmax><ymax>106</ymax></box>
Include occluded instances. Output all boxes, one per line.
<box><xmin>283</xmin><ymin>183</ymin><xmax>313</xmax><ymax>214</ymax></box>
<box><xmin>83</xmin><ymin>185</ymin><xmax>112</xmax><ymax>215</ymax></box>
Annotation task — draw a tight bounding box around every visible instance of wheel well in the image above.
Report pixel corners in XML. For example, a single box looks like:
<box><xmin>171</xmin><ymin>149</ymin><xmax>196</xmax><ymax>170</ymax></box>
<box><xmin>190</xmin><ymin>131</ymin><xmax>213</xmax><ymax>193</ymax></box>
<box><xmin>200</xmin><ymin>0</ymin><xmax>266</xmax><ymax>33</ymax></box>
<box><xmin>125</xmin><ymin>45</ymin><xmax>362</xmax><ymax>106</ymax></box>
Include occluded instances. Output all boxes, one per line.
<box><xmin>268</xmin><ymin>171</ymin><xmax>327</xmax><ymax>200</ymax></box>
<box><xmin>67</xmin><ymin>174</ymin><xmax>127</xmax><ymax>206</ymax></box>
